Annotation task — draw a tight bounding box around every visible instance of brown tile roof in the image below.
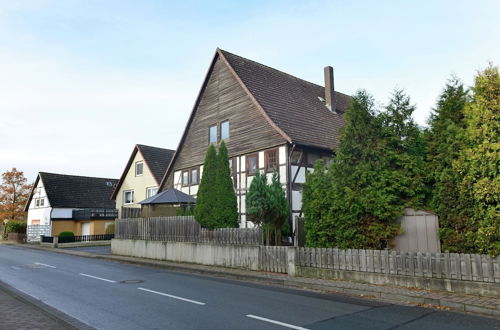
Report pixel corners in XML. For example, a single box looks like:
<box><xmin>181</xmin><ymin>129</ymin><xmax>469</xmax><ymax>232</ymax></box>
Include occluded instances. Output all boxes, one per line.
<box><xmin>219</xmin><ymin>49</ymin><xmax>351</xmax><ymax>150</ymax></box>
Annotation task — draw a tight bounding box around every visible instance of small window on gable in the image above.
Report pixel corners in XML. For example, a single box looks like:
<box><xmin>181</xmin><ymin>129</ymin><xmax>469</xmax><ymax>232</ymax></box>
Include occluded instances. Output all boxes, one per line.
<box><xmin>124</xmin><ymin>190</ymin><xmax>134</xmax><ymax>204</ymax></box>
<box><xmin>221</xmin><ymin>121</ymin><xmax>229</xmax><ymax>140</ymax></box>
<box><xmin>39</xmin><ymin>198</ymin><xmax>45</xmax><ymax>207</ymax></box>
<box><xmin>135</xmin><ymin>161</ymin><xmax>144</xmax><ymax>176</ymax></box>
<box><xmin>190</xmin><ymin>168</ymin><xmax>199</xmax><ymax>185</ymax></box>
<box><xmin>146</xmin><ymin>187</ymin><xmax>158</xmax><ymax>199</ymax></box>
<box><xmin>265</xmin><ymin>149</ymin><xmax>279</xmax><ymax>172</ymax></box>
<box><xmin>246</xmin><ymin>153</ymin><xmax>259</xmax><ymax>176</ymax></box>
<box><xmin>209</xmin><ymin>125</ymin><xmax>217</xmax><ymax>144</ymax></box>
<box><xmin>35</xmin><ymin>198</ymin><xmax>40</xmax><ymax>208</ymax></box>
<box><xmin>182</xmin><ymin>171</ymin><xmax>190</xmax><ymax>186</ymax></box>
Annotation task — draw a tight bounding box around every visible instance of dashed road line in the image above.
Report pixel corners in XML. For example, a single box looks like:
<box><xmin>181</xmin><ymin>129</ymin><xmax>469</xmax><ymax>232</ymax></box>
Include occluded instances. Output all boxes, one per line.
<box><xmin>34</xmin><ymin>262</ymin><xmax>57</xmax><ymax>268</ymax></box>
<box><xmin>79</xmin><ymin>273</ymin><xmax>117</xmax><ymax>283</ymax></box>
<box><xmin>246</xmin><ymin>314</ymin><xmax>309</xmax><ymax>330</ymax></box>
<box><xmin>138</xmin><ymin>287</ymin><xmax>206</xmax><ymax>305</ymax></box>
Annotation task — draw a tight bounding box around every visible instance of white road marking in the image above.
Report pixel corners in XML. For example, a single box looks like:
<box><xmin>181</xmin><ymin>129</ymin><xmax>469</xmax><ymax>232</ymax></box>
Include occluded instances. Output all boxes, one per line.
<box><xmin>34</xmin><ymin>262</ymin><xmax>56</xmax><ymax>268</ymax></box>
<box><xmin>79</xmin><ymin>273</ymin><xmax>117</xmax><ymax>283</ymax></box>
<box><xmin>138</xmin><ymin>287</ymin><xmax>206</xmax><ymax>305</ymax></box>
<box><xmin>246</xmin><ymin>315</ymin><xmax>310</xmax><ymax>330</ymax></box>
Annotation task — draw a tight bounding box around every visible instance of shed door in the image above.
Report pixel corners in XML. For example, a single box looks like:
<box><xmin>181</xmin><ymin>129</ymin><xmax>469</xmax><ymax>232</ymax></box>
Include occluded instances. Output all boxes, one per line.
<box><xmin>81</xmin><ymin>222</ymin><xmax>90</xmax><ymax>236</ymax></box>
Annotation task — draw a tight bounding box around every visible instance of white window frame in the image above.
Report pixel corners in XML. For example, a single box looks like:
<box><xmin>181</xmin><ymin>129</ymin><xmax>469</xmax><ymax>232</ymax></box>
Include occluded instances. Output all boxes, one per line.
<box><xmin>220</xmin><ymin>121</ymin><xmax>230</xmax><ymax>140</ymax></box>
<box><xmin>146</xmin><ymin>187</ymin><xmax>158</xmax><ymax>199</ymax></box>
<box><xmin>35</xmin><ymin>198</ymin><xmax>40</xmax><ymax>208</ymax></box>
<box><xmin>39</xmin><ymin>198</ymin><xmax>45</xmax><ymax>207</ymax></box>
<box><xmin>209</xmin><ymin>125</ymin><xmax>217</xmax><ymax>144</ymax></box>
<box><xmin>135</xmin><ymin>161</ymin><xmax>144</xmax><ymax>176</ymax></box>
<box><xmin>123</xmin><ymin>190</ymin><xmax>134</xmax><ymax>205</ymax></box>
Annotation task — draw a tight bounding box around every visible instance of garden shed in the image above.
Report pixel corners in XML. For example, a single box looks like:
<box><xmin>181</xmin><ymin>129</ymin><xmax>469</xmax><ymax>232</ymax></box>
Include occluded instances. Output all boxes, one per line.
<box><xmin>139</xmin><ymin>188</ymin><xmax>196</xmax><ymax>217</ymax></box>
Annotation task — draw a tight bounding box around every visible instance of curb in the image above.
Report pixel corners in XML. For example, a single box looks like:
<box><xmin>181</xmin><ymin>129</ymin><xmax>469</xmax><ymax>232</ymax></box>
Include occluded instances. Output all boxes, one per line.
<box><xmin>22</xmin><ymin>244</ymin><xmax>500</xmax><ymax>318</ymax></box>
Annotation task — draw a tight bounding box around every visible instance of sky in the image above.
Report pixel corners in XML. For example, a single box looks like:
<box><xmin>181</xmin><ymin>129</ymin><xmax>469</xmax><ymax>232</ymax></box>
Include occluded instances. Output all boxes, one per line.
<box><xmin>0</xmin><ymin>0</ymin><xmax>499</xmax><ymax>182</ymax></box>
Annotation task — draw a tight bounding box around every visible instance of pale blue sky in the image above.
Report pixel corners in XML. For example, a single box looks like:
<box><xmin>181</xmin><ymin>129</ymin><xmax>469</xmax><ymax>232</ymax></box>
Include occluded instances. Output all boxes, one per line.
<box><xmin>0</xmin><ymin>1</ymin><xmax>499</xmax><ymax>181</ymax></box>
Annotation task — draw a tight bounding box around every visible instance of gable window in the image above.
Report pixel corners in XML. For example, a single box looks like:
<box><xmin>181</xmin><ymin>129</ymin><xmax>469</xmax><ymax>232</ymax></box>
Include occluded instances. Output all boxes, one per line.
<box><xmin>35</xmin><ymin>198</ymin><xmax>40</xmax><ymax>208</ymax></box>
<box><xmin>246</xmin><ymin>153</ymin><xmax>259</xmax><ymax>176</ymax></box>
<box><xmin>220</xmin><ymin>121</ymin><xmax>230</xmax><ymax>140</ymax></box>
<box><xmin>146</xmin><ymin>187</ymin><xmax>158</xmax><ymax>198</ymax></box>
<box><xmin>135</xmin><ymin>161</ymin><xmax>144</xmax><ymax>176</ymax></box>
<box><xmin>39</xmin><ymin>198</ymin><xmax>45</xmax><ymax>207</ymax></box>
<box><xmin>190</xmin><ymin>168</ymin><xmax>199</xmax><ymax>185</ymax></box>
<box><xmin>209</xmin><ymin>125</ymin><xmax>217</xmax><ymax>144</ymax></box>
<box><xmin>265</xmin><ymin>149</ymin><xmax>279</xmax><ymax>172</ymax></box>
<box><xmin>124</xmin><ymin>190</ymin><xmax>134</xmax><ymax>205</ymax></box>
<box><xmin>182</xmin><ymin>171</ymin><xmax>190</xmax><ymax>186</ymax></box>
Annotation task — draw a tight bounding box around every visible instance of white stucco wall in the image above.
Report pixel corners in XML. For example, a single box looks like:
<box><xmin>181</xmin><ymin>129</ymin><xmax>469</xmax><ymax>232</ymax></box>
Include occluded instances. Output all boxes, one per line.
<box><xmin>116</xmin><ymin>150</ymin><xmax>159</xmax><ymax>218</ymax></box>
<box><xmin>27</xmin><ymin>177</ymin><xmax>51</xmax><ymax>226</ymax></box>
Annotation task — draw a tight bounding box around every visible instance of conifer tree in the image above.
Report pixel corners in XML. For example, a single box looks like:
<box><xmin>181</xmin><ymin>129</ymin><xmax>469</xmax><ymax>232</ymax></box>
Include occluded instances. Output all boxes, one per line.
<box><xmin>426</xmin><ymin>78</ymin><xmax>472</xmax><ymax>252</ymax></box>
<box><xmin>194</xmin><ymin>144</ymin><xmax>218</xmax><ymax>229</ymax></box>
<box><xmin>246</xmin><ymin>170</ymin><xmax>268</xmax><ymax>228</ymax></box>
<box><xmin>454</xmin><ymin>64</ymin><xmax>500</xmax><ymax>255</ymax></box>
<box><xmin>267</xmin><ymin>171</ymin><xmax>289</xmax><ymax>245</ymax></box>
<box><xmin>214</xmin><ymin>141</ymin><xmax>239</xmax><ymax>228</ymax></box>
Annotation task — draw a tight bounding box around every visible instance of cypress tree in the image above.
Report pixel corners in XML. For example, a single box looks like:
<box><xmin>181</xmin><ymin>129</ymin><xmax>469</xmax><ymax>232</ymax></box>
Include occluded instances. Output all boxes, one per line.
<box><xmin>426</xmin><ymin>77</ymin><xmax>472</xmax><ymax>252</ymax></box>
<box><xmin>214</xmin><ymin>141</ymin><xmax>239</xmax><ymax>228</ymax></box>
<box><xmin>246</xmin><ymin>170</ymin><xmax>268</xmax><ymax>228</ymax></box>
<box><xmin>267</xmin><ymin>171</ymin><xmax>289</xmax><ymax>245</ymax></box>
<box><xmin>454</xmin><ymin>64</ymin><xmax>500</xmax><ymax>256</ymax></box>
<box><xmin>194</xmin><ymin>144</ymin><xmax>218</xmax><ymax>229</ymax></box>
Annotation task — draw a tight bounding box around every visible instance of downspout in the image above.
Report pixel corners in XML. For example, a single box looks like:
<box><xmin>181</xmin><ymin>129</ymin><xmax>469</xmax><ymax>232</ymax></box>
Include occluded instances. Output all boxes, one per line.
<box><xmin>287</xmin><ymin>142</ymin><xmax>296</xmax><ymax>245</ymax></box>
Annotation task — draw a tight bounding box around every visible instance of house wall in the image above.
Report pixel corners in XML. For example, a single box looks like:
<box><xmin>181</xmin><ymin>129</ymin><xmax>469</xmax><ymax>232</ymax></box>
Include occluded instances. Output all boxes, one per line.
<box><xmin>27</xmin><ymin>178</ymin><xmax>51</xmax><ymax>226</ymax></box>
<box><xmin>115</xmin><ymin>151</ymin><xmax>159</xmax><ymax>218</ymax></box>
<box><xmin>173</xmin><ymin>145</ymin><xmax>288</xmax><ymax>228</ymax></box>
<box><xmin>52</xmin><ymin>220</ymin><xmax>113</xmax><ymax>236</ymax></box>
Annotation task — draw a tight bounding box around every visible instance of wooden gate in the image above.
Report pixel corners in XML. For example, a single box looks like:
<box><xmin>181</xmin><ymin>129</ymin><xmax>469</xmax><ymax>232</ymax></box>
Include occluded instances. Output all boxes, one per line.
<box><xmin>259</xmin><ymin>246</ymin><xmax>288</xmax><ymax>273</ymax></box>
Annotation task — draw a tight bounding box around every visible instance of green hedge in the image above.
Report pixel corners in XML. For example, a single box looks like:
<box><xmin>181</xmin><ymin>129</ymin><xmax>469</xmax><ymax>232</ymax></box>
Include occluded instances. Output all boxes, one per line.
<box><xmin>6</xmin><ymin>221</ymin><xmax>27</xmax><ymax>234</ymax></box>
<box><xmin>105</xmin><ymin>223</ymin><xmax>115</xmax><ymax>235</ymax></box>
<box><xmin>58</xmin><ymin>231</ymin><xmax>74</xmax><ymax>237</ymax></box>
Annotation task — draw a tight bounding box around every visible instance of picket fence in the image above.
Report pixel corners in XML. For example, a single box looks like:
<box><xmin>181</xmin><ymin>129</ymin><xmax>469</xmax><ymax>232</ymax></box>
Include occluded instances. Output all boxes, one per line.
<box><xmin>297</xmin><ymin>247</ymin><xmax>500</xmax><ymax>283</ymax></box>
<box><xmin>115</xmin><ymin>217</ymin><xmax>262</xmax><ymax>245</ymax></box>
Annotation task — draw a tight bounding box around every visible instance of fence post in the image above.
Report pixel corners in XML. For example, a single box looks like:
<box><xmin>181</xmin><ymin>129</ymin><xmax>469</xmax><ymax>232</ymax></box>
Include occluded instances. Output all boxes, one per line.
<box><xmin>287</xmin><ymin>246</ymin><xmax>296</xmax><ymax>276</ymax></box>
<box><xmin>53</xmin><ymin>236</ymin><xmax>58</xmax><ymax>248</ymax></box>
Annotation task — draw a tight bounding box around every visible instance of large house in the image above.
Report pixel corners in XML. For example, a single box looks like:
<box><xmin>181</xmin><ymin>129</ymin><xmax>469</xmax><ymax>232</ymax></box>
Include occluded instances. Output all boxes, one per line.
<box><xmin>159</xmin><ymin>49</ymin><xmax>351</xmax><ymax>229</ymax></box>
<box><xmin>111</xmin><ymin>144</ymin><xmax>175</xmax><ymax>218</ymax></box>
<box><xmin>25</xmin><ymin>172</ymin><xmax>118</xmax><ymax>239</ymax></box>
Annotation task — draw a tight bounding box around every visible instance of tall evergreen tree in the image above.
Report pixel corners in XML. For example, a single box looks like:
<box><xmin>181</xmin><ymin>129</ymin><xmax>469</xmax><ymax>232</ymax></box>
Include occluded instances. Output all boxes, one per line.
<box><xmin>454</xmin><ymin>64</ymin><xmax>500</xmax><ymax>255</ymax></box>
<box><xmin>194</xmin><ymin>144</ymin><xmax>218</xmax><ymax>229</ymax></box>
<box><xmin>246</xmin><ymin>170</ymin><xmax>268</xmax><ymax>228</ymax></box>
<box><xmin>214</xmin><ymin>141</ymin><xmax>239</xmax><ymax>228</ymax></box>
<box><xmin>426</xmin><ymin>77</ymin><xmax>472</xmax><ymax>252</ymax></box>
<box><xmin>267</xmin><ymin>171</ymin><xmax>289</xmax><ymax>245</ymax></box>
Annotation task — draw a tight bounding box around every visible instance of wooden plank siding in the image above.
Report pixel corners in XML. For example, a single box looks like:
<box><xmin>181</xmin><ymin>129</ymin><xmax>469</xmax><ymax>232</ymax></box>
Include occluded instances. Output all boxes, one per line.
<box><xmin>172</xmin><ymin>56</ymin><xmax>286</xmax><ymax>172</ymax></box>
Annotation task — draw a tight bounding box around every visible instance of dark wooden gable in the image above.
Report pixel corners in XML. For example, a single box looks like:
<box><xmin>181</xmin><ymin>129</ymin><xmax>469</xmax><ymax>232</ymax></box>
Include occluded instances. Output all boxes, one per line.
<box><xmin>173</xmin><ymin>55</ymin><xmax>287</xmax><ymax>172</ymax></box>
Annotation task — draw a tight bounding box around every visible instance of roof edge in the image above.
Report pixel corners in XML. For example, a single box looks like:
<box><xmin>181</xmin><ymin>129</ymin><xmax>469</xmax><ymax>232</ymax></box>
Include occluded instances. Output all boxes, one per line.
<box><xmin>110</xmin><ymin>145</ymin><xmax>140</xmax><ymax>200</ymax></box>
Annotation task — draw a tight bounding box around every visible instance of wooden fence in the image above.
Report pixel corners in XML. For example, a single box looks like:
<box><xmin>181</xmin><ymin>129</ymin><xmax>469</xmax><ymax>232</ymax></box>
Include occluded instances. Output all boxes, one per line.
<box><xmin>115</xmin><ymin>217</ymin><xmax>263</xmax><ymax>245</ymax></box>
<box><xmin>260</xmin><ymin>246</ymin><xmax>288</xmax><ymax>273</ymax></box>
<box><xmin>297</xmin><ymin>247</ymin><xmax>500</xmax><ymax>283</ymax></box>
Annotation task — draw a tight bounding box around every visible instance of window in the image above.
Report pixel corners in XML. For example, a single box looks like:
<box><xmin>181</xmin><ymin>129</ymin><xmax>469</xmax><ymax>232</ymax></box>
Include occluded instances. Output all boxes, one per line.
<box><xmin>246</xmin><ymin>153</ymin><xmax>258</xmax><ymax>175</ymax></box>
<box><xmin>182</xmin><ymin>171</ymin><xmax>190</xmax><ymax>186</ymax></box>
<box><xmin>209</xmin><ymin>125</ymin><xmax>217</xmax><ymax>144</ymax></box>
<box><xmin>190</xmin><ymin>168</ymin><xmax>199</xmax><ymax>185</ymax></box>
<box><xmin>146</xmin><ymin>187</ymin><xmax>158</xmax><ymax>198</ymax></box>
<box><xmin>39</xmin><ymin>198</ymin><xmax>45</xmax><ymax>207</ymax></box>
<box><xmin>265</xmin><ymin>149</ymin><xmax>279</xmax><ymax>172</ymax></box>
<box><xmin>135</xmin><ymin>161</ymin><xmax>143</xmax><ymax>176</ymax></box>
<box><xmin>35</xmin><ymin>198</ymin><xmax>40</xmax><ymax>208</ymax></box>
<box><xmin>220</xmin><ymin>121</ymin><xmax>230</xmax><ymax>140</ymax></box>
<box><xmin>124</xmin><ymin>190</ymin><xmax>134</xmax><ymax>204</ymax></box>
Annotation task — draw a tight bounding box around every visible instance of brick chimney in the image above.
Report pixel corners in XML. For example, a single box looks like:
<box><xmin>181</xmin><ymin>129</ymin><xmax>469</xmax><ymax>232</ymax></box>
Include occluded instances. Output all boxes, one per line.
<box><xmin>324</xmin><ymin>66</ymin><xmax>335</xmax><ymax>111</ymax></box>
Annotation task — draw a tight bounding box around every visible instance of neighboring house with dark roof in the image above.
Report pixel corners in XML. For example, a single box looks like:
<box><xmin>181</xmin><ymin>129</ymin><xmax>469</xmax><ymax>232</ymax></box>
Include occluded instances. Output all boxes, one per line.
<box><xmin>24</xmin><ymin>172</ymin><xmax>118</xmax><ymax>240</ymax></box>
<box><xmin>159</xmin><ymin>48</ymin><xmax>351</xmax><ymax>229</ymax></box>
<box><xmin>111</xmin><ymin>144</ymin><xmax>175</xmax><ymax>218</ymax></box>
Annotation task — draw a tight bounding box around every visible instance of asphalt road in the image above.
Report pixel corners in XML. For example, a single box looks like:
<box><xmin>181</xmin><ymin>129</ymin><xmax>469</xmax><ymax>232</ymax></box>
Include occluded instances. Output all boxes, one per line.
<box><xmin>0</xmin><ymin>245</ymin><xmax>498</xmax><ymax>330</ymax></box>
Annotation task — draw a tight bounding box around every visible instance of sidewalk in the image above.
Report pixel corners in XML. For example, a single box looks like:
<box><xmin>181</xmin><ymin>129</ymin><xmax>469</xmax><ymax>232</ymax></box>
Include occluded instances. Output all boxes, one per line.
<box><xmin>27</xmin><ymin>244</ymin><xmax>500</xmax><ymax>318</ymax></box>
<box><xmin>0</xmin><ymin>281</ymin><xmax>86</xmax><ymax>330</ymax></box>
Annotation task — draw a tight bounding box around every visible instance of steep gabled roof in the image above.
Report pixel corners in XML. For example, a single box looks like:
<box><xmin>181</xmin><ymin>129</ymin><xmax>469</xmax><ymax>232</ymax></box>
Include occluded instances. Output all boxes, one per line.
<box><xmin>219</xmin><ymin>49</ymin><xmax>350</xmax><ymax>150</ymax></box>
<box><xmin>111</xmin><ymin>144</ymin><xmax>175</xmax><ymax>199</ymax></box>
<box><xmin>139</xmin><ymin>188</ymin><xmax>195</xmax><ymax>205</ymax></box>
<box><xmin>26</xmin><ymin>172</ymin><xmax>118</xmax><ymax>210</ymax></box>
<box><xmin>159</xmin><ymin>49</ymin><xmax>351</xmax><ymax>190</ymax></box>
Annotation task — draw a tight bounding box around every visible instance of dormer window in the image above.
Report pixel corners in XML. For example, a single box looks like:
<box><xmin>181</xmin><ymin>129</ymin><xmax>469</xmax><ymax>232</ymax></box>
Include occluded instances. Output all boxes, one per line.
<box><xmin>135</xmin><ymin>161</ymin><xmax>143</xmax><ymax>176</ymax></box>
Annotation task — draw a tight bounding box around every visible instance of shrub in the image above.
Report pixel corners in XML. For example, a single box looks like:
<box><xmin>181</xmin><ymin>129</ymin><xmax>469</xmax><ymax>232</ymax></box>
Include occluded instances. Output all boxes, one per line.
<box><xmin>105</xmin><ymin>223</ymin><xmax>115</xmax><ymax>235</ymax></box>
<box><xmin>58</xmin><ymin>231</ymin><xmax>74</xmax><ymax>237</ymax></box>
<box><xmin>6</xmin><ymin>221</ymin><xmax>27</xmax><ymax>234</ymax></box>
